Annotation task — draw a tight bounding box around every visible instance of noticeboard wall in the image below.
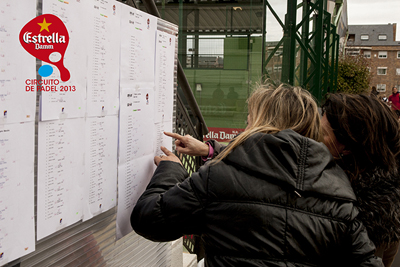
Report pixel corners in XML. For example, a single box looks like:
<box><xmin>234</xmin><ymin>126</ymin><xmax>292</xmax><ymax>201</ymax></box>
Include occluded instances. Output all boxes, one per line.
<box><xmin>0</xmin><ymin>0</ymin><xmax>178</xmax><ymax>266</ymax></box>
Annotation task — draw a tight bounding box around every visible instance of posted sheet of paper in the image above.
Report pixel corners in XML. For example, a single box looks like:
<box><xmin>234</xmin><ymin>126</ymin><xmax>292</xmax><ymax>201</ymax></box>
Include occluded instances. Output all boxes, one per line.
<box><xmin>37</xmin><ymin>118</ymin><xmax>85</xmax><ymax>240</ymax></box>
<box><xmin>119</xmin><ymin>88</ymin><xmax>155</xmax><ymax>164</ymax></box>
<box><xmin>83</xmin><ymin>115</ymin><xmax>118</xmax><ymax>221</ymax></box>
<box><xmin>86</xmin><ymin>0</ymin><xmax>120</xmax><ymax>117</ymax></box>
<box><xmin>154</xmin><ymin>120</ymin><xmax>173</xmax><ymax>157</ymax></box>
<box><xmin>0</xmin><ymin>122</ymin><xmax>35</xmax><ymax>265</ymax></box>
<box><xmin>119</xmin><ymin>4</ymin><xmax>157</xmax><ymax>89</ymax></box>
<box><xmin>116</xmin><ymin>155</ymin><xmax>154</xmax><ymax>239</ymax></box>
<box><xmin>154</xmin><ymin>31</ymin><xmax>176</xmax><ymax>123</ymax></box>
<box><xmin>117</xmin><ymin>88</ymin><xmax>156</xmax><ymax>239</ymax></box>
<box><xmin>40</xmin><ymin>0</ymin><xmax>90</xmax><ymax>121</ymax></box>
<box><xmin>0</xmin><ymin>1</ymin><xmax>36</xmax><ymax>125</ymax></box>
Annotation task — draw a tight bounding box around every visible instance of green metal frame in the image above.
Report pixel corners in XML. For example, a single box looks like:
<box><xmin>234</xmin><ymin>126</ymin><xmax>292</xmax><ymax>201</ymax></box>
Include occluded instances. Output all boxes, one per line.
<box><xmin>263</xmin><ymin>0</ymin><xmax>340</xmax><ymax>103</ymax></box>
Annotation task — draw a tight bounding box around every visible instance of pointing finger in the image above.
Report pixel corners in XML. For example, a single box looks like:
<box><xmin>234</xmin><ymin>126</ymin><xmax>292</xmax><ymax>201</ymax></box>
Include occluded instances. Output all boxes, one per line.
<box><xmin>164</xmin><ymin>132</ymin><xmax>184</xmax><ymax>140</ymax></box>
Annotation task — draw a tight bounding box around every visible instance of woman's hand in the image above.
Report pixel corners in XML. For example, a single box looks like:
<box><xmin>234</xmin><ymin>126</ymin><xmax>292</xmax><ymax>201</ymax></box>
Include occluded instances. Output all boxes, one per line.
<box><xmin>164</xmin><ymin>132</ymin><xmax>209</xmax><ymax>157</ymax></box>
<box><xmin>154</xmin><ymin>146</ymin><xmax>182</xmax><ymax>166</ymax></box>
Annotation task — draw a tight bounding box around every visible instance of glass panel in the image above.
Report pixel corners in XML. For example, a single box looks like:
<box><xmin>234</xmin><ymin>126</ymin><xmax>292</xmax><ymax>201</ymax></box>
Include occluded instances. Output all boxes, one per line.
<box><xmin>154</xmin><ymin>0</ymin><xmax>264</xmax><ymax>142</ymax></box>
<box><xmin>265</xmin><ymin>0</ymin><xmax>286</xmax><ymax>42</ymax></box>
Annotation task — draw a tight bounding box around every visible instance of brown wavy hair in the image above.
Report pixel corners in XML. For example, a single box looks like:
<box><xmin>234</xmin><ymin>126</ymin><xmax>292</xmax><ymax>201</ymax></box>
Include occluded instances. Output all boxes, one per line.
<box><xmin>322</xmin><ymin>93</ymin><xmax>400</xmax><ymax>179</ymax></box>
<box><xmin>213</xmin><ymin>83</ymin><xmax>322</xmax><ymax>163</ymax></box>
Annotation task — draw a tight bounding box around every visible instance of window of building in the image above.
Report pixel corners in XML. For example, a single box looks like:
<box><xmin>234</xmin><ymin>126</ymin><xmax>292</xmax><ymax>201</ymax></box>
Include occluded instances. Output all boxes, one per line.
<box><xmin>367</xmin><ymin>67</ymin><xmax>371</xmax><ymax>72</ymax></box>
<box><xmin>377</xmin><ymin>84</ymin><xmax>386</xmax><ymax>92</ymax></box>
<box><xmin>397</xmin><ymin>51</ymin><xmax>400</xmax><ymax>58</ymax></box>
<box><xmin>347</xmin><ymin>34</ymin><xmax>355</xmax><ymax>42</ymax></box>
<box><xmin>378</xmin><ymin>34</ymin><xmax>387</xmax><ymax>40</ymax></box>
<box><xmin>364</xmin><ymin>51</ymin><xmax>371</xmax><ymax>58</ymax></box>
<box><xmin>360</xmin><ymin>34</ymin><xmax>369</xmax><ymax>40</ymax></box>
<box><xmin>396</xmin><ymin>68</ymin><xmax>400</xmax><ymax>75</ymax></box>
<box><xmin>377</xmin><ymin>67</ymin><xmax>387</xmax><ymax>75</ymax></box>
<box><xmin>378</xmin><ymin>51</ymin><xmax>387</xmax><ymax>58</ymax></box>
<box><xmin>346</xmin><ymin>48</ymin><xmax>360</xmax><ymax>56</ymax></box>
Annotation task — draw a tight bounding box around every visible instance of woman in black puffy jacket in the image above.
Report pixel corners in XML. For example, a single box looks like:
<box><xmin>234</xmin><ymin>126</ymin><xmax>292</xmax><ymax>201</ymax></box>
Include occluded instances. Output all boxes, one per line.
<box><xmin>131</xmin><ymin>84</ymin><xmax>382</xmax><ymax>267</ymax></box>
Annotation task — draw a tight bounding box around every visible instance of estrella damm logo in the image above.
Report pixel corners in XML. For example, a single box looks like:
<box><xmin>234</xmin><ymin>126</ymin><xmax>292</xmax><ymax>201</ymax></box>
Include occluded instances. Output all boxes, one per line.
<box><xmin>19</xmin><ymin>14</ymin><xmax>70</xmax><ymax>82</ymax></box>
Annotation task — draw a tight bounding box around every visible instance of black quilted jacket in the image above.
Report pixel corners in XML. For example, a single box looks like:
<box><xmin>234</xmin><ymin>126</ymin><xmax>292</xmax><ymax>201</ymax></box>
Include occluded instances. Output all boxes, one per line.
<box><xmin>131</xmin><ymin>130</ymin><xmax>383</xmax><ymax>267</ymax></box>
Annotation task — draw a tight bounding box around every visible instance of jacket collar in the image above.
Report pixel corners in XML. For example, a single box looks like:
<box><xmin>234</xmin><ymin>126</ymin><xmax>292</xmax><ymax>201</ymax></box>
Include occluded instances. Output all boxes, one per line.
<box><xmin>224</xmin><ymin>129</ymin><xmax>356</xmax><ymax>201</ymax></box>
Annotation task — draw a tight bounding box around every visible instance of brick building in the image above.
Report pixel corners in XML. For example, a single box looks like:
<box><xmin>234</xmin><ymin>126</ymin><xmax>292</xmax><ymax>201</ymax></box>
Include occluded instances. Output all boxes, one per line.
<box><xmin>345</xmin><ymin>24</ymin><xmax>400</xmax><ymax>95</ymax></box>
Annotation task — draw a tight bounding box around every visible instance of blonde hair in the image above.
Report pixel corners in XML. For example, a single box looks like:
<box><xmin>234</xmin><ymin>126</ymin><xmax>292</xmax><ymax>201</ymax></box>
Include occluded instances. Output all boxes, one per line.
<box><xmin>213</xmin><ymin>83</ymin><xmax>322</xmax><ymax>163</ymax></box>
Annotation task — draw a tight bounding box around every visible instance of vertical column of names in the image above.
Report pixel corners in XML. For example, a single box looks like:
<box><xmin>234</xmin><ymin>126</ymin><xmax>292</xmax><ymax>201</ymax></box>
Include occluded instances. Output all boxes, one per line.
<box><xmin>0</xmin><ymin>122</ymin><xmax>35</xmax><ymax>265</ymax></box>
<box><xmin>38</xmin><ymin>118</ymin><xmax>85</xmax><ymax>240</ymax></box>
<box><xmin>87</xmin><ymin>0</ymin><xmax>120</xmax><ymax>116</ymax></box>
<box><xmin>83</xmin><ymin>115</ymin><xmax>118</xmax><ymax>221</ymax></box>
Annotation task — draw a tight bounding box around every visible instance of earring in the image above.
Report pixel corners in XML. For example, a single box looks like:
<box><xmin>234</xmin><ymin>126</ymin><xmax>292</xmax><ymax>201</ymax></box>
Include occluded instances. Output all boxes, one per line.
<box><xmin>339</xmin><ymin>153</ymin><xmax>344</xmax><ymax>157</ymax></box>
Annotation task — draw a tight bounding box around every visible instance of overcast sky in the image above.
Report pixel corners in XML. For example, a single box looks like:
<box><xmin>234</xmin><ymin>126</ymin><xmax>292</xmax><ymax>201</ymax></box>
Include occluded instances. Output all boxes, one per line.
<box><xmin>265</xmin><ymin>1</ymin><xmax>400</xmax><ymax>41</ymax></box>
<box><xmin>347</xmin><ymin>1</ymin><xmax>400</xmax><ymax>41</ymax></box>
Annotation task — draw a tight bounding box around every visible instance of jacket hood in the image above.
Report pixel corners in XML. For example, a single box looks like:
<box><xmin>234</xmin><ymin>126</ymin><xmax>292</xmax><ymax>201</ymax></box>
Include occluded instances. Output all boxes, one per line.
<box><xmin>224</xmin><ymin>129</ymin><xmax>356</xmax><ymax>201</ymax></box>
<box><xmin>352</xmin><ymin>168</ymin><xmax>400</xmax><ymax>246</ymax></box>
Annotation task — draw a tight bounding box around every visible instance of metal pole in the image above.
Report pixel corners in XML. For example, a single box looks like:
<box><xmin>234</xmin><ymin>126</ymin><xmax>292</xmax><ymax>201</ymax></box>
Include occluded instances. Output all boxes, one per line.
<box><xmin>261</xmin><ymin>0</ymin><xmax>267</xmax><ymax>77</ymax></box>
<box><xmin>300</xmin><ymin>0</ymin><xmax>309</xmax><ymax>88</ymax></box>
<box><xmin>281</xmin><ymin>0</ymin><xmax>297</xmax><ymax>84</ymax></box>
<box><xmin>312</xmin><ymin>0</ymin><xmax>325</xmax><ymax>103</ymax></box>
<box><xmin>330</xmin><ymin>25</ymin><xmax>336</xmax><ymax>93</ymax></box>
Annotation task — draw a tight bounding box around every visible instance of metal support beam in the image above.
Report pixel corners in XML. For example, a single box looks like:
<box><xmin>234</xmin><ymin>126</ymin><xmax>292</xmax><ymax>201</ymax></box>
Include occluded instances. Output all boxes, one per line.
<box><xmin>311</xmin><ymin>0</ymin><xmax>326</xmax><ymax>101</ymax></box>
<box><xmin>299</xmin><ymin>0</ymin><xmax>310</xmax><ymax>87</ymax></box>
<box><xmin>281</xmin><ymin>0</ymin><xmax>297</xmax><ymax>84</ymax></box>
<box><xmin>263</xmin><ymin>0</ymin><xmax>338</xmax><ymax>103</ymax></box>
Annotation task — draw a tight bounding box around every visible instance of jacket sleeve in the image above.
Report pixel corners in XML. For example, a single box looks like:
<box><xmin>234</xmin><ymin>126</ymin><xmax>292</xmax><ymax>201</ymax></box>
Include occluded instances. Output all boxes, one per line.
<box><xmin>206</xmin><ymin>139</ymin><xmax>226</xmax><ymax>158</ymax></box>
<box><xmin>130</xmin><ymin>161</ymin><xmax>208</xmax><ymax>242</ymax></box>
<box><xmin>348</xmin><ymin>219</ymin><xmax>384</xmax><ymax>267</ymax></box>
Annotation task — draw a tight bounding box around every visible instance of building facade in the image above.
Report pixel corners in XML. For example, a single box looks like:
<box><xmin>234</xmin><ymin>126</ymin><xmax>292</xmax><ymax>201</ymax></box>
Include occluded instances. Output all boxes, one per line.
<box><xmin>346</xmin><ymin>24</ymin><xmax>400</xmax><ymax>95</ymax></box>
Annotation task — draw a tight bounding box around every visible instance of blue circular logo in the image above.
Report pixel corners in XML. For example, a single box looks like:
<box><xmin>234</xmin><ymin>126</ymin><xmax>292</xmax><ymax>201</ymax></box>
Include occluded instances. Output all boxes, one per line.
<box><xmin>38</xmin><ymin>65</ymin><xmax>53</xmax><ymax>77</ymax></box>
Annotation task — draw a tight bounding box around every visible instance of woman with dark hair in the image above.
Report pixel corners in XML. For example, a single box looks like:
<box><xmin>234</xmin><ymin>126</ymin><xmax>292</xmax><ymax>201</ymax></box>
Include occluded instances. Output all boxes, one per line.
<box><xmin>321</xmin><ymin>93</ymin><xmax>400</xmax><ymax>267</ymax></box>
<box><xmin>131</xmin><ymin>84</ymin><xmax>382</xmax><ymax>267</ymax></box>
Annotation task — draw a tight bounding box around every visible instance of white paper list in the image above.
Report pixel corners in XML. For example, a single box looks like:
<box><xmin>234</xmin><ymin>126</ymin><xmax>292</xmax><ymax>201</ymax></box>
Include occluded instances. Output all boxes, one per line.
<box><xmin>116</xmin><ymin>154</ymin><xmax>154</xmax><ymax>239</ymax></box>
<box><xmin>119</xmin><ymin>4</ymin><xmax>157</xmax><ymax>89</ymax></box>
<box><xmin>0</xmin><ymin>1</ymin><xmax>36</xmax><ymax>125</ymax></box>
<box><xmin>154</xmin><ymin>31</ymin><xmax>176</xmax><ymax>123</ymax></box>
<box><xmin>116</xmin><ymin>87</ymin><xmax>156</xmax><ymax>239</ymax></box>
<box><xmin>37</xmin><ymin>118</ymin><xmax>85</xmax><ymax>240</ymax></box>
<box><xmin>0</xmin><ymin>122</ymin><xmax>35</xmax><ymax>265</ymax></box>
<box><xmin>83</xmin><ymin>115</ymin><xmax>118</xmax><ymax>221</ymax></box>
<box><xmin>118</xmin><ymin>88</ymin><xmax>155</xmax><ymax>164</ymax></box>
<box><xmin>40</xmin><ymin>0</ymin><xmax>90</xmax><ymax>121</ymax></box>
<box><xmin>86</xmin><ymin>0</ymin><xmax>120</xmax><ymax>117</ymax></box>
<box><xmin>154</xmin><ymin>120</ymin><xmax>173</xmax><ymax>157</ymax></box>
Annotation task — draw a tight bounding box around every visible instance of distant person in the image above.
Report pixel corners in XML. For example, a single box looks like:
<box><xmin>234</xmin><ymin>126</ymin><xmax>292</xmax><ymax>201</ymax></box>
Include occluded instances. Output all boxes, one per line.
<box><xmin>382</xmin><ymin>95</ymin><xmax>389</xmax><ymax>103</ymax></box>
<box><xmin>371</xmin><ymin>86</ymin><xmax>378</xmax><ymax>97</ymax></box>
<box><xmin>131</xmin><ymin>84</ymin><xmax>383</xmax><ymax>267</ymax></box>
<box><xmin>226</xmin><ymin>87</ymin><xmax>239</xmax><ymax>107</ymax></box>
<box><xmin>212</xmin><ymin>84</ymin><xmax>224</xmax><ymax>106</ymax></box>
<box><xmin>389</xmin><ymin>87</ymin><xmax>400</xmax><ymax>117</ymax></box>
<box><xmin>226</xmin><ymin>87</ymin><xmax>238</xmax><ymax>99</ymax></box>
